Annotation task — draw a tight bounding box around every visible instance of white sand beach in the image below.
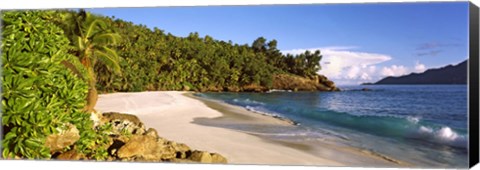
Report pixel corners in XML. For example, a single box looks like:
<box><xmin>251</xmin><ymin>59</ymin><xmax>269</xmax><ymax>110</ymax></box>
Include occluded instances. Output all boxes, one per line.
<box><xmin>95</xmin><ymin>91</ymin><xmax>342</xmax><ymax>166</ymax></box>
<box><xmin>95</xmin><ymin>91</ymin><xmax>409</xmax><ymax>167</ymax></box>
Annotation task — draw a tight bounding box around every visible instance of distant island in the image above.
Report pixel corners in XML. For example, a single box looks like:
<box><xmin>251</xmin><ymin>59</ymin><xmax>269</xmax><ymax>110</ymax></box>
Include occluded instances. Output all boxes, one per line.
<box><xmin>372</xmin><ymin>60</ymin><xmax>467</xmax><ymax>85</ymax></box>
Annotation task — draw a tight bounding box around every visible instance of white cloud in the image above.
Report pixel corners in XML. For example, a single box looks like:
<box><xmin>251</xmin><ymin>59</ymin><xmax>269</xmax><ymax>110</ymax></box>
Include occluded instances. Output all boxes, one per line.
<box><xmin>282</xmin><ymin>46</ymin><xmax>392</xmax><ymax>85</ymax></box>
<box><xmin>282</xmin><ymin>46</ymin><xmax>358</xmax><ymax>55</ymax></box>
<box><xmin>281</xmin><ymin>47</ymin><xmax>432</xmax><ymax>85</ymax></box>
<box><xmin>414</xmin><ymin>60</ymin><xmax>426</xmax><ymax>73</ymax></box>
<box><xmin>368</xmin><ymin>65</ymin><xmax>376</xmax><ymax>73</ymax></box>
<box><xmin>360</xmin><ymin>72</ymin><xmax>371</xmax><ymax>80</ymax></box>
<box><xmin>320</xmin><ymin>48</ymin><xmax>392</xmax><ymax>79</ymax></box>
<box><xmin>381</xmin><ymin>65</ymin><xmax>408</xmax><ymax>77</ymax></box>
<box><xmin>346</xmin><ymin>65</ymin><xmax>361</xmax><ymax>79</ymax></box>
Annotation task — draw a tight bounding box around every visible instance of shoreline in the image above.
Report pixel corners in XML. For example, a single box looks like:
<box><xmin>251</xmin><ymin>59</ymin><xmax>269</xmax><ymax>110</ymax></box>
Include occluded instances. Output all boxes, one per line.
<box><xmin>188</xmin><ymin>93</ymin><xmax>300</xmax><ymax>126</ymax></box>
<box><xmin>188</xmin><ymin>92</ymin><xmax>411</xmax><ymax>167</ymax></box>
<box><xmin>95</xmin><ymin>91</ymin><xmax>408</xmax><ymax>166</ymax></box>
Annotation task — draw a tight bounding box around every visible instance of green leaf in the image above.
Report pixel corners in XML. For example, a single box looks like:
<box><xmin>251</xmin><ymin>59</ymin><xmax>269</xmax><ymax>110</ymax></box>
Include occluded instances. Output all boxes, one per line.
<box><xmin>24</xmin><ymin>139</ymin><xmax>42</xmax><ymax>148</ymax></box>
<box><xmin>2</xmin><ymin>148</ymin><xmax>11</xmax><ymax>159</ymax></box>
<box><xmin>4</xmin><ymin>132</ymin><xmax>17</xmax><ymax>141</ymax></box>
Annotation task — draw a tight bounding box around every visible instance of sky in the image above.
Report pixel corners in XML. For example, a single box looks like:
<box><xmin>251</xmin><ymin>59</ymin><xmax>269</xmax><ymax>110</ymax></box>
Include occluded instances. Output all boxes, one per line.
<box><xmin>88</xmin><ymin>2</ymin><xmax>469</xmax><ymax>85</ymax></box>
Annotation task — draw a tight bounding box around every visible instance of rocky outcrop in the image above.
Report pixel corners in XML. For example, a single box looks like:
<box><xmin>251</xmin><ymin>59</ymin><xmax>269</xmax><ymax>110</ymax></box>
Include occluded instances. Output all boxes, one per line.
<box><xmin>56</xmin><ymin>149</ymin><xmax>86</xmax><ymax>160</ymax></box>
<box><xmin>179</xmin><ymin>150</ymin><xmax>227</xmax><ymax>164</ymax></box>
<box><xmin>210</xmin><ymin>153</ymin><xmax>228</xmax><ymax>163</ymax></box>
<box><xmin>109</xmin><ymin>131</ymin><xmax>226</xmax><ymax>163</ymax></box>
<box><xmin>194</xmin><ymin>74</ymin><xmax>339</xmax><ymax>92</ymax></box>
<box><xmin>56</xmin><ymin>111</ymin><xmax>228</xmax><ymax>164</ymax></box>
<box><xmin>272</xmin><ymin>74</ymin><xmax>339</xmax><ymax>92</ymax></box>
<box><xmin>169</xmin><ymin>141</ymin><xmax>191</xmax><ymax>159</ymax></box>
<box><xmin>44</xmin><ymin>124</ymin><xmax>80</xmax><ymax>152</ymax></box>
<box><xmin>242</xmin><ymin>84</ymin><xmax>268</xmax><ymax>92</ymax></box>
<box><xmin>225</xmin><ymin>86</ymin><xmax>241</xmax><ymax>92</ymax></box>
<box><xmin>144</xmin><ymin>128</ymin><xmax>159</xmax><ymax>138</ymax></box>
<box><xmin>102</xmin><ymin>112</ymin><xmax>146</xmax><ymax>135</ymax></box>
<box><xmin>316</xmin><ymin>75</ymin><xmax>340</xmax><ymax>91</ymax></box>
<box><xmin>116</xmin><ymin>135</ymin><xmax>161</xmax><ymax>160</ymax></box>
<box><xmin>189</xmin><ymin>150</ymin><xmax>213</xmax><ymax>163</ymax></box>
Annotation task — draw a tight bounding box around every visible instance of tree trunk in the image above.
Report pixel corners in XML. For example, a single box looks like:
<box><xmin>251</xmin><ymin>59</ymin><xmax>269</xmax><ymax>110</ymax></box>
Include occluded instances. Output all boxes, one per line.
<box><xmin>80</xmin><ymin>52</ymin><xmax>98</xmax><ymax>113</ymax></box>
<box><xmin>61</xmin><ymin>60</ymin><xmax>84</xmax><ymax>79</ymax></box>
<box><xmin>84</xmin><ymin>84</ymin><xmax>98</xmax><ymax>113</ymax></box>
<box><xmin>84</xmin><ymin>61</ymin><xmax>97</xmax><ymax>113</ymax></box>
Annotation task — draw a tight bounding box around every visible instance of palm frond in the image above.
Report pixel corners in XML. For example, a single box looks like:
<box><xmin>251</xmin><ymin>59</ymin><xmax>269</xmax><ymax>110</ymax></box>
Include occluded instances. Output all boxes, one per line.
<box><xmin>95</xmin><ymin>19</ymin><xmax>108</xmax><ymax>30</ymax></box>
<box><xmin>92</xmin><ymin>33</ymin><xmax>122</xmax><ymax>46</ymax></box>
<box><xmin>75</xmin><ymin>36</ymin><xmax>85</xmax><ymax>50</ymax></box>
<box><xmin>95</xmin><ymin>47</ymin><xmax>122</xmax><ymax>75</ymax></box>
<box><xmin>85</xmin><ymin>19</ymin><xmax>102</xmax><ymax>39</ymax></box>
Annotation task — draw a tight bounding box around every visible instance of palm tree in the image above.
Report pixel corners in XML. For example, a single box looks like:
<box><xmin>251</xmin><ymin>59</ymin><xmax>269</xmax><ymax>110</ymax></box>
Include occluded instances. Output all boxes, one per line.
<box><xmin>70</xmin><ymin>10</ymin><xmax>122</xmax><ymax>112</ymax></box>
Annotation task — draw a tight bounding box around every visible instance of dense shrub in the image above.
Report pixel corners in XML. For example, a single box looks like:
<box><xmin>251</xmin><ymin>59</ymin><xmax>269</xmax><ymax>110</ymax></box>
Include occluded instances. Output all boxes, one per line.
<box><xmin>1</xmin><ymin>11</ymin><xmax>108</xmax><ymax>159</ymax></box>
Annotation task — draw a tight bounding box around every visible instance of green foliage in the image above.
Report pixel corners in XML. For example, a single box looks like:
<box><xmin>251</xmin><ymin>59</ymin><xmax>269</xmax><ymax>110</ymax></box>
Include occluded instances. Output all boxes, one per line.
<box><xmin>54</xmin><ymin>10</ymin><xmax>122</xmax><ymax>78</ymax></box>
<box><xmin>52</xmin><ymin>9</ymin><xmax>123</xmax><ymax>112</ymax></box>
<box><xmin>71</xmin><ymin>10</ymin><xmax>122</xmax><ymax>78</ymax></box>
<box><xmin>283</xmin><ymin>50</ymin><xmax>323</xmax><ymax>78</ymax></box>
<box><xmin>63</xmin><ymin>12</ymin><xmax>320</xmax><ymax>93</ymax></box>
<box><xmin>1</xmin><ymin>10</ymin><xmax>110</xmax><ymax>160</ymax></box>
<box><xmin>73</xmin><ymin>117</ymin><xmax>112</xmax><ymax>160</ymax></box>
<box><xmin>2</xmin><ymin>10</ymin><xmax>85</xmax><ymax>159</ymax></box>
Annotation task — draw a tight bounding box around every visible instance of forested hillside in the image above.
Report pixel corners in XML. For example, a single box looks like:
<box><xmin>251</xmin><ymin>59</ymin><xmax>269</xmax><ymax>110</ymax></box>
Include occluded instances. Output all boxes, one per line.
<box><xmin>65</xmin><ymin>10</ymin><xmax>337</xmax><ymax>92</ymax></box>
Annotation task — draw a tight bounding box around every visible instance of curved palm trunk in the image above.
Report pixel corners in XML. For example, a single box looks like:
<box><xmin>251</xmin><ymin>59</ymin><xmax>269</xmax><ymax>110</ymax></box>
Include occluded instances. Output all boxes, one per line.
<box><xmin>81</xmin><ymin>51</ymin><xmax>98</xmax><ymax>113</ymax></box>
<box><xmin>72</xmin><ymin>14</ymin><xmax>121</xmax><ymax>112</ymax></box>
<box><xmin>85</xmin><ymin>84</ymin><xmax>98</xmax><ymax>113</ymax></box>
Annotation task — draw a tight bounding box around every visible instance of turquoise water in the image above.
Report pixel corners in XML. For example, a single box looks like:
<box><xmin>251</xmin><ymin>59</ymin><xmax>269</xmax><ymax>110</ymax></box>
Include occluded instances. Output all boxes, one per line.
<box><xmin>197</xmin><ymin>85</ymin><xmax>469</xmax><ymax>167</ymax></box>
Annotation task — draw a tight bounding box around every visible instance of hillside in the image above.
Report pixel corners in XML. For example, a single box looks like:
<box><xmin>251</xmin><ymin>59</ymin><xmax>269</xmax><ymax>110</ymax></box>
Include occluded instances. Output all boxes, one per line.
<box><xmin>374</xmin><ymin>60</ymin><xmax>467</xmax><ymax>84</ymax></box>
<box><xmin>65</xmin><ymin>10</ymin><xmax>339</xmax><ymax>92</ymax></box>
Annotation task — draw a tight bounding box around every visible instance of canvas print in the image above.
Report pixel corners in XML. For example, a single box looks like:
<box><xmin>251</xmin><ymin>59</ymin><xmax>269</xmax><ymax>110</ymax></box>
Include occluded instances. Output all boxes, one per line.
<box><xmin>1</xmin><ymin>1</ymin><xmax>474</xmax><ymax>169</ymax></box>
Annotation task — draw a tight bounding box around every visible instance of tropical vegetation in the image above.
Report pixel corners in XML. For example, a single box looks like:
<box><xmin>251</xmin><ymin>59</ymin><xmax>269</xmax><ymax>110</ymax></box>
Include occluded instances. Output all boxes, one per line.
<box><xmin>86</xmin><ymin>11</ymin><xmax>324</xmax><ymax>93</ymax></box>
<box><xmin>1</xmin><ymin>9</ymin><xmax>330</xmax><ymax>160</ymax></box>
<box><xmin>2</xmin><ymin>10</ymin><xmax>111</xmax><ymax>159</ymax></box>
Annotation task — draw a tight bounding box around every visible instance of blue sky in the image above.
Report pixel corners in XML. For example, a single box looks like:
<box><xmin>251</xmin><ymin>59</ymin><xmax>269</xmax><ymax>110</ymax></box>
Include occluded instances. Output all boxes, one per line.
<box><xmin>88</xmin><ymin>2</ymin><xmax>469</xmax><ymax>85</ymax></box>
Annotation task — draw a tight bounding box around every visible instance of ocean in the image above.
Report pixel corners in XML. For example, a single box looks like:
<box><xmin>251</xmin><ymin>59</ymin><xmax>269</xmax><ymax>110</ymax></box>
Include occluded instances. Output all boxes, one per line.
<box><xmin>196</xmin><ymin>85</ymin><xmax>469</xmax><ymax>168</ymax></box>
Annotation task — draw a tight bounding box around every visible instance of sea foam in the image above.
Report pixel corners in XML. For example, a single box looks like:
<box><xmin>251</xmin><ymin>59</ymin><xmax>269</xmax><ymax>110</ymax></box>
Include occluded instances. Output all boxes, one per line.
<box><xmin>409</xmin><ymin>118</ymin><xmax>467</xmax><ymax>149</ymax></box>
<box><xmin>245</xmin><ymin>105</ymin><xmax>300</xmax><ymax>125</ymax></box>
<box><xmin>233</xmin><ymin>98</ymin><xmax>265</xmax><ymax>105</ymax></box>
